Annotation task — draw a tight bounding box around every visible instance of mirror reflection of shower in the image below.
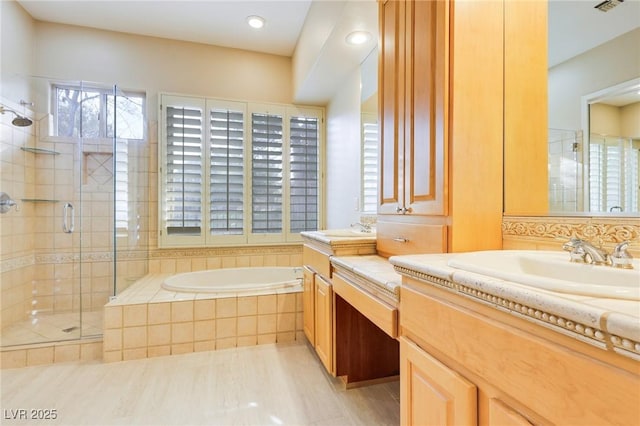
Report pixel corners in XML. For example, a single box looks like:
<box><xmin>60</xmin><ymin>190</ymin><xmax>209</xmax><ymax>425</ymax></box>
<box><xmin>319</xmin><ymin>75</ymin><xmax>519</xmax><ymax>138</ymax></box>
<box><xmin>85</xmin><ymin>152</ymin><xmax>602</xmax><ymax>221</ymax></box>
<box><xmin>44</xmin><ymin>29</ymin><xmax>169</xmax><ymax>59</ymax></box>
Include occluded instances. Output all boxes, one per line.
<box><xmin>0</xmin><ymin>100</ymin><xmax>33</xmax><ymax>127</ymax></box>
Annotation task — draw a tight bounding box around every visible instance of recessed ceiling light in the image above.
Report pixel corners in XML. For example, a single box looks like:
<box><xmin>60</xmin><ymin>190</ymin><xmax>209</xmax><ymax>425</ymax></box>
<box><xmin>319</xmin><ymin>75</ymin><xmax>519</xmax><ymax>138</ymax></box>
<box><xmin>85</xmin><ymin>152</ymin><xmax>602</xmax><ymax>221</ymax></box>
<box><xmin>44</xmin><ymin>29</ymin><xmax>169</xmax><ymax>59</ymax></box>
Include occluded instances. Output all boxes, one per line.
<box><xmin>345</xmin><ymin>31</ymin><xmax>371</xmax><ymax>46</ymax></box>
<box><xmin>247</xmin><ymin>15</ymin><xmax>265</xmax><ymax>29</ymax></box>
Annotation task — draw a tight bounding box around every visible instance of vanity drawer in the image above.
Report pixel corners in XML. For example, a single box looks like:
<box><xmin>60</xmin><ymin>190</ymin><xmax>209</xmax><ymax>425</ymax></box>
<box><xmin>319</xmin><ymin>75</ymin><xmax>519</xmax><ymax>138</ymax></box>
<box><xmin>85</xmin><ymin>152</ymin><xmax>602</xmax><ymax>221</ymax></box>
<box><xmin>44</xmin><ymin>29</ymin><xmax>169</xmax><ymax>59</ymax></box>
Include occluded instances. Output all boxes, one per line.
<box><xmin>333</xmin><ymin>272</ymin><xmax>398</xmax><ymax>338</ymax></box>
<box><xmin>303</xmin><ymin>245</ymin><xmax>331</xmax><ymax>278</ymax></box>
<box><xmin>376</xmin><ymin>221</ymin><xmax>447</xmax><ymax>257</ymax></box>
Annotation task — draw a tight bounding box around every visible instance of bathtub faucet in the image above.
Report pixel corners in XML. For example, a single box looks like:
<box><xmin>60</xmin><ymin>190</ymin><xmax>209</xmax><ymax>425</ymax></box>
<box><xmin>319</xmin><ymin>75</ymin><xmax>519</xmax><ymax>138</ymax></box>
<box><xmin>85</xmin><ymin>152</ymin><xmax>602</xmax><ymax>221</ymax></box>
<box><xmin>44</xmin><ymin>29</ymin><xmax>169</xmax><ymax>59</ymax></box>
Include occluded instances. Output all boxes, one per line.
<box><xmin>351</xmin><ymin>222</ymin><xmax>372</xmax><ymax>233</ymax></box>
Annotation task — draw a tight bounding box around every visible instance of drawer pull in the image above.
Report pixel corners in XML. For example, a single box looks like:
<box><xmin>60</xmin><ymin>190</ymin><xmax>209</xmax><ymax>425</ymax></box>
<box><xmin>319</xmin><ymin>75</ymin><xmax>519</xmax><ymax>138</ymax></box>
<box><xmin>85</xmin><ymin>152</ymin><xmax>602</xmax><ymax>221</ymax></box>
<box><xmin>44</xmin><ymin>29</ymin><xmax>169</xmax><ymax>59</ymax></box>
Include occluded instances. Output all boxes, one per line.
<box><xmin>393</xmin><ymin>237</ymin><xmax>409</xmax><ymax>243</ymax></box>
<box><xmin>395</xmin><ymin>206</ymin><xmax>412</xmax><ymax>214</ymax></box>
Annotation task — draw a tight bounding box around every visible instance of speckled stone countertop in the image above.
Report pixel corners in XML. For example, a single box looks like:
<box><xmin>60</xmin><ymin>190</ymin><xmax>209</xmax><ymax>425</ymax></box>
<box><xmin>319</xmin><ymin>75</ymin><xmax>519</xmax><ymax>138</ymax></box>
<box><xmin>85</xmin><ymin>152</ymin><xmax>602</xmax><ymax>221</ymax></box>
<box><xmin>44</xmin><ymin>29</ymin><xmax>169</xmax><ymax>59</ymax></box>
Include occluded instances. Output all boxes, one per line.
<box><xmin>331</xmin><ymin>255</ymin><xmax>401</xmax><ymax>304</ymax></box>
<box><xmin>300</xmin><ymin>230</ymin><xmax>377</xmax><ymax>255</ymax></box>
<box><xmin>389</xmin><ymin>253</ymin><xmax>640</xmax><ymax>361</ymax></box>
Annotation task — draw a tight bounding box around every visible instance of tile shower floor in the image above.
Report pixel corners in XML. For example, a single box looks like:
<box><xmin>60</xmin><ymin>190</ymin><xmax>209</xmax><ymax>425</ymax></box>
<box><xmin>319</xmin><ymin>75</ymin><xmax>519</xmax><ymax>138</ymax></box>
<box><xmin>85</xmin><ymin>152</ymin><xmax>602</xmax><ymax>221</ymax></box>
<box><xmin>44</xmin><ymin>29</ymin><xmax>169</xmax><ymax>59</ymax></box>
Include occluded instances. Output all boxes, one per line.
<box><xmin>0</xmin><ymin>310</ymin><xmax>103</xmax><ymax>347</ymax></box>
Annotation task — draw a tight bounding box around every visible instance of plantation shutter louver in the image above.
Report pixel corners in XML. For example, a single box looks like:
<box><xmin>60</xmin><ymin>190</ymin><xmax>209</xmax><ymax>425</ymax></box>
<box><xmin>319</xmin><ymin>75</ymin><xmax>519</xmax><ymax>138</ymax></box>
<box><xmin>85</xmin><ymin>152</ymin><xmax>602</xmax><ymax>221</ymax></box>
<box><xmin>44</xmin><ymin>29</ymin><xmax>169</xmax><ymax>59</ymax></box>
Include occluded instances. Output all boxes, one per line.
<box><xmin>361</xmin><ymin>114</ymin><xmax>379</xmax><ymax>213</ymax></box>
<box><xmin>252</xmin><ymin>112</ymin><xmax>284</xmax><ymax>234</ymax></box>
<box><xmin>164</xmin><ymin>105</ymin><xmax>204</xmax><ymax>235</ymax></box>
<box><xmin>289</xmin><ymin>116</ymin><xmax>319</xmax><ymax>233</ymax></box>
<box><xmin>210</xmin><ymin>108</ymin><xmax>245</xmax><ymax>235</ymax></box>
<box><xmin>114</xmin><ymin>138</ymin><xmax>129</xmax><ymax>236</ymax></box>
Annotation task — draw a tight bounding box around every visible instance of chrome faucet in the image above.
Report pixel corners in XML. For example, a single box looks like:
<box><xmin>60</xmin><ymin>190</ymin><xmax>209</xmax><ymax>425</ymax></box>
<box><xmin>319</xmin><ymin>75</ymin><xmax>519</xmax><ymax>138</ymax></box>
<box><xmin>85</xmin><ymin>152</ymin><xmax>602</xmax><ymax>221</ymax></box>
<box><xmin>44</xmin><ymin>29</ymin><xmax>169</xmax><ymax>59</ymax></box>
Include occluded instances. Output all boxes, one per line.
<box><xmin>562</xmin><ymin>238</ymin><xmax>611</xmax><ymax>266</ymax></box>
<box><xmin>611</xmin><ymin>241</ymin><xmax>634</xmax><ymax>269</ymax></box>
<box><xmin>351</xmin><ymin>222</ymin><xmax>372</xmax><ymax>233</ymax></box>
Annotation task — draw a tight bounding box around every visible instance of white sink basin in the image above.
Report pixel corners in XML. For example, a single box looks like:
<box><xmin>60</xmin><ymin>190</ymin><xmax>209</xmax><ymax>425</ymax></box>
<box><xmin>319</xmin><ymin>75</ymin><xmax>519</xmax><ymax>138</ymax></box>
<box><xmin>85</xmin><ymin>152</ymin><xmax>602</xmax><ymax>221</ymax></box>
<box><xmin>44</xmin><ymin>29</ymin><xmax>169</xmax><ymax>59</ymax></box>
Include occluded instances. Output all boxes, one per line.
<box><xmin>317</xmin><ymin>229</ymin><xmax>376</xmax><ymax>237</ymax></box>
<box><xmin>448</xmin><ymin>250</ymin><xmax>640</xmax><ymax>300</ymax></box>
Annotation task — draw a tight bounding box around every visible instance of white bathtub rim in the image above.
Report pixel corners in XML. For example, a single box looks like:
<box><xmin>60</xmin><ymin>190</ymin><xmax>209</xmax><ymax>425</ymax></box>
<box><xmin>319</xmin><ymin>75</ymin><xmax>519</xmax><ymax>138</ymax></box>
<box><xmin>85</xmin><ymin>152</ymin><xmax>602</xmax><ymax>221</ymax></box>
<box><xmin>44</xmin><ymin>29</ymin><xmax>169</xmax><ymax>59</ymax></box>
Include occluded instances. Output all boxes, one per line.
<box><xmin>162</xmin><ymin>266</ymin><xmax>303</xmax><ymax>294</ymax></box>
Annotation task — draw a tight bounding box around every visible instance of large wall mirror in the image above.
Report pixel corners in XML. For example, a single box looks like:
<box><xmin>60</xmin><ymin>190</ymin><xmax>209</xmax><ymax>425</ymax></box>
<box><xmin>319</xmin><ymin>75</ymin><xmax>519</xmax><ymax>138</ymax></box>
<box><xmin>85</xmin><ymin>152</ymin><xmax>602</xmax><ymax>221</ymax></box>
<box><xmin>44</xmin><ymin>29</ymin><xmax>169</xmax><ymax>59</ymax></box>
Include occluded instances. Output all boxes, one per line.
<box><xmin>548</xmin><ymin>0</ymin><xmax>639</xmax><ymax>215</ymax></box>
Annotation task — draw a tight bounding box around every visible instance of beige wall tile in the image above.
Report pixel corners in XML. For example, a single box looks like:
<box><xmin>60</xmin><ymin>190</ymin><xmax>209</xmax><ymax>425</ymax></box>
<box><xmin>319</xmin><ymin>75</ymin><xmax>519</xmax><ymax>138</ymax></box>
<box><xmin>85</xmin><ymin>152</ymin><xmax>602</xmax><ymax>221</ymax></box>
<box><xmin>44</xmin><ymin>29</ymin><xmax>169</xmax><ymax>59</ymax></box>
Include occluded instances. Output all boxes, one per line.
<box><xmin>216</xmin><ymin>298</ymin><xmax>237</xmax><ymax>318</ymax></box>
<box><xmin>257</xmin><ymin>334</ymin><xmax>276</xmax><ymax>345</ymax></box>
<box><xmin>206</xmin><ymin>258</ymin><xmax>221</xmax><ymax>270</ymax></box>
<box><xmin>103</xmin><ymin>350</ymin><xmax>122</xmax><ymax>363</ymax></box>
<box><xmin>194</xmin><ymin>320</ymin><xmax>215</xmax><ymax>342</ymax></box>
<box><xmin>171</xmin><ymin>322</ymin><xmax>194</xmax><ymax>344</ymax></box>
<box><xmin>123</xmin><ymin>326</ymin><xmax>147</xmax><ymax>349</ymax></box>
<box><xmin>176</xmin><ymin>258</ymin><xmax>191</xmax><ymax>272</ymax></box>
<box><xmin>237</xmin><ymin>296</ymin><xmax>257</xmax><ymax>316</ymax></box>
<box><xmin>215</xmin><ymin>337</ymin><xmax>236</xmax><ymax>350</ymax></box>
<box><xmin>237</xmin><ymin>316</ymin><xmax>257</xmax><ymax>337</ymax></box>
<box><xmin>103</xmin><ymin>328</ymin><xmax>122</xmax><ymax>351</ymax></box>
<box><xmin>277</xmin><ymin>293</ymin><xmax>297</xmax><ymax>313</ymax></box>
<box><xmin>148</xmin><ymin>324</ymin><xmax>171</xmax><ymax>346</ymax></box>
<box><xmin>257</xmin><ymin>314</ymin><xmax>277</xmax><ymax>335</ymax></box>
<box><xmin>123</xmin><ymin>304</ymin><xmax>147</xmax><ymax>327</ymax></box>
<box><xmin>148</xmin><ymin>345</ymin><xmax>171</xmax><ymax>358</ymax></box>
<box><xmin>27</xmin><ymin>347</ymin><xmax>54</xmax><ymax>366</ymax></box>
<box><xmin>54</xmin><ymin>344</ymin><xmax>80</xmax><ymax>363</ymax></box>
<box><xmin>194</xmin><ymin>299</ymin><xmax>215</xmax><ymax>321</ymax></box>
<box><xmin>123</xmin><ymin>348</ymin><xmax>147</xmax><ymax>361</ymax></box>
<box><xmin>148</xmin><ymin>302</ymin><xmax>171</xmax><ymax>324</ymax></box>
<box><xmin>236</xmin><ymin>256</ymin><xmax>251</xmax><ymax>268</ymax></box>
<box><xmin>277</xmin><ymin>332</ymin><xmax>296</xmax><ymax>343</ymax></box>
<box><xmin>1</xmin><ymin>350</ymin><xmax>27</xmax><ymax>369</ymax></box>
<box><xmin>221</xmin><ymin>257</ymin><xmax>236</xmax><ymax>269</ymax></box>
<box><xmin>171</xmin><ymin>300</ymin><xmax>194</xmax><ymax>323</ymax></box>
<box><xmin>191</xmin><ymin>258</ymin><xmax>207</xmax><ymax>271</ymax></box>
<box><xmin>216</xmin><ymin>317</ymin><xmax>237</xmax><ymax>339</ymax></box>
<box><xmin>257</xmin><ymin>295</ymin><xmax>277</xmax><ymax>315</ymax></box>
<box><xmin>276</xmin><ymin>255</ymin><xmax>290</xmax><ymax>266</ymax></box>
<box><xmin>277</xmin><ymin>313</ymin><xmax>296</xmax><ymax>332</ymax></box>
<box><xmin>80</xmin><ymin>342</ymin><xmax>103</xmax><ymax>361</ymax></box>
<box><xmin>171</xmin><ymin>342</ymin><xmax>193</xmax><ymax>355</ymax></box>
<box><xmin>250</xmin><ymin>256</ymin><xmax>264</xmax><ymax>267</ymax></box>
<box><xmin>193</xmin><ymin>341</ymin><xmax>215</xmax><ymax>352</ymax></box>
<box><xmin>237</xmin><ymin>336</ymin><xmax>257</xmax><ymax>347</ymax></box>
<box><xmin>160</xmin><ymin>260</ymin><xmax>176</xmax><ymax>274</ymax></box>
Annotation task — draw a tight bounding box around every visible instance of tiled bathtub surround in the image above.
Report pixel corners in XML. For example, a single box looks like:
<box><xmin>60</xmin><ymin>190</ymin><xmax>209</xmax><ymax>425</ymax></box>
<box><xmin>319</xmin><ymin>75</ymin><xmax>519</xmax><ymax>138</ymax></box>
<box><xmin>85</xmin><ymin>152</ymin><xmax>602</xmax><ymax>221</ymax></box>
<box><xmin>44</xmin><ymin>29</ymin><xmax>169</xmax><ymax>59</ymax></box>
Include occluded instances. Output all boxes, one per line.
<box><xmin>103</xmin><ymin>274</ymin><xmax>304</xmax><ymax>362</ymax></box>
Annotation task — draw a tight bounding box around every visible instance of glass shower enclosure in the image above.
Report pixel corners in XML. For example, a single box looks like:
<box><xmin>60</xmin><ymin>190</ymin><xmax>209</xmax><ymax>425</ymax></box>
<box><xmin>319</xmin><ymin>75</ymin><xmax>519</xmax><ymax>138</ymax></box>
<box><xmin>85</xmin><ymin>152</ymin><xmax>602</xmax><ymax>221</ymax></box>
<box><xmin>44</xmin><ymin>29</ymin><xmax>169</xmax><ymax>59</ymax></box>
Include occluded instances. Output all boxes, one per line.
<box><xmin>0</xmin><ymin>76</ymin><xmax>148</xmax><ymax>348</ymax></box>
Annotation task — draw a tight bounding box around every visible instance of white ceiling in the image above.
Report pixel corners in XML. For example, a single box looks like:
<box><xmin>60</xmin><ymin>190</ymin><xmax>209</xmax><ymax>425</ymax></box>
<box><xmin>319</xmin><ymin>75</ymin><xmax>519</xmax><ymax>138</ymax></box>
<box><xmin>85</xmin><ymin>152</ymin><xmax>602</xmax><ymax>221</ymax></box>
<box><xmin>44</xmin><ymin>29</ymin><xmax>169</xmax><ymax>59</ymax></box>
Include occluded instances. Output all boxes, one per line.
<box><xmin>17</xmin><ymin>0</ymin><xmax>314</xmax><ymax>57</ymax></box>
<box><xmin>548</xmin><ymin>0</ymin><xmax>640</xmax><ymax>67</ymax></box>
<box><xmin>16</xmin><ymin>0</ymin><xmax>640</xmax><ymax>105</ymax></box>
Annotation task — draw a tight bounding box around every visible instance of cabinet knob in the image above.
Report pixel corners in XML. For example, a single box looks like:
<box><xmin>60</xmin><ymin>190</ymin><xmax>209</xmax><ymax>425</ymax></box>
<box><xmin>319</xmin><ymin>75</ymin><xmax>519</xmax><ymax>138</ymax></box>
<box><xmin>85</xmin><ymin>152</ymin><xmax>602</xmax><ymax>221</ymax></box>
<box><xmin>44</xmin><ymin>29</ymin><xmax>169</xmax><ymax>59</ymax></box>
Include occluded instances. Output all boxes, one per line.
<box><xmin>396</xmin><ymin>206</ymin><xmax>412</xmax><ymax>214</ymax></box>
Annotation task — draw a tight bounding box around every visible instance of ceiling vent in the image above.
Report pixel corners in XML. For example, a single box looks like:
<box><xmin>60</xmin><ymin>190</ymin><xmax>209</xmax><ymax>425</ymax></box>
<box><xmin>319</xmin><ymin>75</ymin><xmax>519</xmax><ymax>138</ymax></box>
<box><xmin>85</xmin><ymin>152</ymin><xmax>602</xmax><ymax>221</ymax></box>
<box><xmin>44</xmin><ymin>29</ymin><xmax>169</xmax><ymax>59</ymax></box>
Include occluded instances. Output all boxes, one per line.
<box><xmin>594</xmin><ymin>0</ymin><xmax>624</xmax><ymax>12</ymax></box>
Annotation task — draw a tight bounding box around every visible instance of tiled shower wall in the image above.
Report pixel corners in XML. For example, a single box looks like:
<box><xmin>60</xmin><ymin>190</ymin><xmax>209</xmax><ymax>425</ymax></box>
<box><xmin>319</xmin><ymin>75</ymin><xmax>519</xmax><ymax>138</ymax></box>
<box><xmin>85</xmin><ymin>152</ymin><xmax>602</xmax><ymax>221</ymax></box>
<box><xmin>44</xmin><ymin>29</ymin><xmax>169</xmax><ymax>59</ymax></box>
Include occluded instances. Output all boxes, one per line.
<box><xmin>1</xmin><ymin>104</ymin><xmax>150</xmax><ymax>334</ymax></box>
<box><xmin>0</xmin><ymin>107</ymin><xmax>36</xmax><ymax>329</ymax></box>
<box><xmin>548</xmin><ymin>128</ymin><xmax>584</xmax><ymax>212</ymax></box>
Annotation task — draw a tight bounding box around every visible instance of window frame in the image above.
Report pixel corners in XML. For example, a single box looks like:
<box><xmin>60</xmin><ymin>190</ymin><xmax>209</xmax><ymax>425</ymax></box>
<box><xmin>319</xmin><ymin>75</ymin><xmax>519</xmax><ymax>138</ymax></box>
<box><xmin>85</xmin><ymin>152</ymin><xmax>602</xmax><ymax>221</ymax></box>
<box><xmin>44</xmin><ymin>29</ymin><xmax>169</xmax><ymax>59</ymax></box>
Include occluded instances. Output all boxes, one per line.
<box><xmin>158</xmin><ymin>94</ymin><xmax>324</xmax><ymax>248</ymax></box>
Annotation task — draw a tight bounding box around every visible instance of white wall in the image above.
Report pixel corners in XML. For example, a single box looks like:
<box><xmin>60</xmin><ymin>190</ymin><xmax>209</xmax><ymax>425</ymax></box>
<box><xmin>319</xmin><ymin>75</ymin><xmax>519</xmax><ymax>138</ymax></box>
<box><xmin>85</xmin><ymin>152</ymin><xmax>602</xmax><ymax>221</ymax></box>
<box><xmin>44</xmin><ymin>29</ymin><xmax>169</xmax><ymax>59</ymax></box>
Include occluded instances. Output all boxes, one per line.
<box><xmin>548</xmin><ymin>28</ymin><xmax>640</xmax><ymax>131</ymax></box>
<box><xmin>33</xmin><ymin>22</ymin><xmax>293</xmax><ymax>121</ymax></box>
<box><xmin>325</xmin><ymin>68</ymin><xmax>362</xmax><ymax>229</ymax></box>
<box><xmin>0</xmin><ymin>0</ymin><xmax>35</xmax><ymax>104</ymax></box>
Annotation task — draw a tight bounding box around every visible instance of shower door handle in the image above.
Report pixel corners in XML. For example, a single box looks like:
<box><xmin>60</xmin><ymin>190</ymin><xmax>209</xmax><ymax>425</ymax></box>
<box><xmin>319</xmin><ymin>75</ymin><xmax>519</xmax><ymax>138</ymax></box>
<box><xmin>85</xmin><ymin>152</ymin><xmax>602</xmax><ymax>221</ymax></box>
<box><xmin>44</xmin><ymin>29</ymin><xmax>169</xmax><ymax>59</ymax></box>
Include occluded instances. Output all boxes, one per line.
<box><xmin>62</xmin><ymin>202</ymin><xmax>75</xmax><ymax>233</ymax></box>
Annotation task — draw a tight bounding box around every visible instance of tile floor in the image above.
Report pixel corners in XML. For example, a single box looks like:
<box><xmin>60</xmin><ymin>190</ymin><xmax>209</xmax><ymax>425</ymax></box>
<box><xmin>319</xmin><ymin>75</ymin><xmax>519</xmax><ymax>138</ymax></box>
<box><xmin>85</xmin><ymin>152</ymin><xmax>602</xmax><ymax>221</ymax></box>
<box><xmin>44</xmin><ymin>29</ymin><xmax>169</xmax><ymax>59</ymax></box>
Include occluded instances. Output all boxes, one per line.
<box><xmin>1</xmin><ymin>341</ymin><xmax>400</xmax><ymax>425</ymax></box>
<box><xmin>1</xmin><ymin>310</ymin><xmax>103</xmax><ymax>347</ymax></box>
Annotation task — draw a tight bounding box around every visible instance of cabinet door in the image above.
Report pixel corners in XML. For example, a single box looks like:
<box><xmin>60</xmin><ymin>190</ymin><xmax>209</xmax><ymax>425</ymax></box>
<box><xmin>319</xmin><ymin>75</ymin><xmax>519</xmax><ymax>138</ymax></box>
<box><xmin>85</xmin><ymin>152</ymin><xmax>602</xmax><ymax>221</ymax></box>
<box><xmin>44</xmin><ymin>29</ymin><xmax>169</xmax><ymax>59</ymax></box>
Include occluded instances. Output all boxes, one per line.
<box><xmin>315</xmin><ymin>275</ymin><xmax>333</xmax><ymax>374</ymax></box>
<box><xmin>378</xmin><ymin>0</ymin><xmax>404</xmax><ymax>215</ymax></box>
<box><xmin>400</xmin><ymin>337</ymin><xmax>477</xmax><ymax>425</ymax></box>
<box><xmin>302</xmin><ymin>266</ymin><xmax>315</xmax><ymax>346</ymax></box>
<box><xmin>488</xmin><ymin>399</ymin><xmax>533</xmax><ymax>426</ymax></box>
<box><xmin>403</xmin><ymin>0</ymin><xmax>448</xmax><ymax>216</ymax></box>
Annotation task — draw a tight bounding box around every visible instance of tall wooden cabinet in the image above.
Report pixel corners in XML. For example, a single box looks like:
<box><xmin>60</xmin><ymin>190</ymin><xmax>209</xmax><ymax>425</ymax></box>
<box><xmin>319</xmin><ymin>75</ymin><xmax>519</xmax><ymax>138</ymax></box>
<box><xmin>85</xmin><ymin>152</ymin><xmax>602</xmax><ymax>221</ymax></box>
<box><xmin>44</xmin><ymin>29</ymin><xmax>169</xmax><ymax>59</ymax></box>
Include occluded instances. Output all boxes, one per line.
<box><xmin>377</xmin><ymin>0</ymin><xmax>507</xmax><ymax>256</ymax></box>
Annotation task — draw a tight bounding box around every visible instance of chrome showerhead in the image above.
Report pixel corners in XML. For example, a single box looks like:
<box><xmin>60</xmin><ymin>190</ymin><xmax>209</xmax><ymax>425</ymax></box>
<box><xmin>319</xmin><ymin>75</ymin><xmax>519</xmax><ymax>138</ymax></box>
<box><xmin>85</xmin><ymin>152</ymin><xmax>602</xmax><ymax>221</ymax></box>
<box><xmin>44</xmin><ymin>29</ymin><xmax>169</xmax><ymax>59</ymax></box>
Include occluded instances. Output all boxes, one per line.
<box><xmin>0</xmin><ymin>105</ymin><xmax>33</xmax><ymax>127</ymax></box>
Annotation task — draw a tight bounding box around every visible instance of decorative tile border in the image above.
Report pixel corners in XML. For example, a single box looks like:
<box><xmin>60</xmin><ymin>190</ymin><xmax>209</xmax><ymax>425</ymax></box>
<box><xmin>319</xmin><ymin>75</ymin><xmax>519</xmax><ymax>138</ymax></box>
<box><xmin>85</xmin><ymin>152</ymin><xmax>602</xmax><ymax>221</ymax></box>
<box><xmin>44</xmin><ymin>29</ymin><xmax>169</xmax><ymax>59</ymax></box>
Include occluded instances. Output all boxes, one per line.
<box><xmin>502</xmin><ymin>215</ymin><xmax>640</xmax><ymax>244</ymax></box>
<box><xmin>150</xmin><ymin>244</ymin><xmax>302</xmax><ymax>259</ymax></box>
<box><xmin>394</xmin><ymin>265</ymin><xmax>640</xmax><ymax>361</ymax></box>
<box><xmin>1</xmin><ymin>250</ymin><xmax>148</xmax><ymax>273</ymax></box>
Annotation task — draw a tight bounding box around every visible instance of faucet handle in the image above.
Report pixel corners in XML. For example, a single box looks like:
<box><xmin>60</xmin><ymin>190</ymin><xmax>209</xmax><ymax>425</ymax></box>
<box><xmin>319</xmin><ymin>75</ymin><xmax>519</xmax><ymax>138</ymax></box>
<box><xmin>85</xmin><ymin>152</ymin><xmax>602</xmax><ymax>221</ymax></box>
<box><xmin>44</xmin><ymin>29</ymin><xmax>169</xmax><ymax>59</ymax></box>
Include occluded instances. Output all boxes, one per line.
<box><xmin>611</xmin><ymin>241</ymin><xmax>634</xmax><ymax>269</ymax></box>
<box><xmin>562</xmin><ymin>238</ymin><xmax>587</xmax><ymax>263</ymax></box>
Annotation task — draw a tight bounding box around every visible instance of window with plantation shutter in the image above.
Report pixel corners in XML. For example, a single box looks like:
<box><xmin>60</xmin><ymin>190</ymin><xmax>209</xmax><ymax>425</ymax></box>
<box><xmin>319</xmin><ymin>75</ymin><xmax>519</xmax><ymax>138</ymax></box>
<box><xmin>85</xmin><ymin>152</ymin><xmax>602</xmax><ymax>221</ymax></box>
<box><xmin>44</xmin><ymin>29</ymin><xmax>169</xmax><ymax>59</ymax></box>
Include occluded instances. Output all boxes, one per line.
<box><xmin>163</xmin><ymin>101</ymin><xmax>204</xmax><ymax>236</ymax></box>
<box><xmin>209</xmin><ymin>105</ymin><xmax>245</xmax><ymax>236</ymax></box>
<box><xmin>251</xmin><ymin>112</ymin><xmax>284</xmax><ymax>234</ymax></box>
<box><xmin>114</xmin><ymin>138</ymin><xmax>129</xmax><ymax>236</ymax></box>
<box><xmin>159</xmin><ymin>94</ymin><xmax>323</xmax><ymax>247</ymax></box>
<box><xmin>289</xmin><ymin>115</ymin><xmax>319</xmax><ymax>233</ymax></box>
<box><xmin>361</xmin><ymin>113</ymin><xmax>379</xmax><ymax>213</ymax></box>
<box><xmin>589</xmin><ymin>135</ymin><xmax>640</xmax><ymax>213</ymax></box>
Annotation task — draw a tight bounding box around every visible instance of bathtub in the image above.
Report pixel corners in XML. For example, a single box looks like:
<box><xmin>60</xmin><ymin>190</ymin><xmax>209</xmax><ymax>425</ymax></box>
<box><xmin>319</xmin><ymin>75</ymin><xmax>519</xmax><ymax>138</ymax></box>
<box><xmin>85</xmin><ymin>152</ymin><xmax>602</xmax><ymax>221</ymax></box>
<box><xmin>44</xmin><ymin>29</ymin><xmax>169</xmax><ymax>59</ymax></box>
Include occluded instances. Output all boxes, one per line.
<box><xmin>162</xmin><ymin>266</ymin><xmax>303</xmax><ymax>294</ymax></box>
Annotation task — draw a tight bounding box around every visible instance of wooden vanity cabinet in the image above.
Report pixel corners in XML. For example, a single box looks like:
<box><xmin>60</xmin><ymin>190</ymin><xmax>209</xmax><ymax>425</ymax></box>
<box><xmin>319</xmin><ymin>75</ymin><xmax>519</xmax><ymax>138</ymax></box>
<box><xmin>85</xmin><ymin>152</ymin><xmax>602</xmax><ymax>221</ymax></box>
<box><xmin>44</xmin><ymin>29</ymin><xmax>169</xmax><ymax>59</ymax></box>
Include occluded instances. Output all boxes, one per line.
<box><xmin>377</xmin><ymin>0</ymin><xmax>520</xmax><ymax>255</ymax></box>
<box><xmin>400</xmin><ymin>282</ymin><xmax>640</xmax><ymax>425</ymax></box>
<box><xmin>302</xmin><ymin>266</ymin><xmax>315</xmax><ymax>346</ymax></box>
<box><xmin>314</xmin><ymin>274</ymin><xmax>334</xmax><ymax>374</ymax></box>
